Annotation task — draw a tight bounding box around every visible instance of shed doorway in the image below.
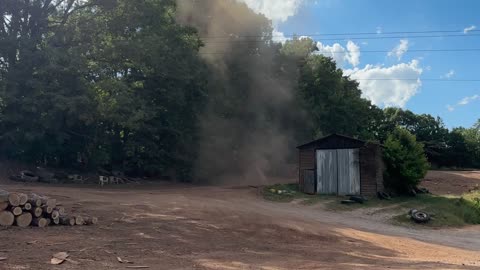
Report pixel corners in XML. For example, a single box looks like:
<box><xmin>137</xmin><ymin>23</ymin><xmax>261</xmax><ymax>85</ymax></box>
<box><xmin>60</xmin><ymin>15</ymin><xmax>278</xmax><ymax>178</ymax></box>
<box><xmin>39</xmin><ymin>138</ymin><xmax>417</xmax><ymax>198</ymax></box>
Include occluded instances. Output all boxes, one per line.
<box><xmin>316</xmin><ymin>149</ymin><xmax>360</xmax><ymax>195</ymax></box>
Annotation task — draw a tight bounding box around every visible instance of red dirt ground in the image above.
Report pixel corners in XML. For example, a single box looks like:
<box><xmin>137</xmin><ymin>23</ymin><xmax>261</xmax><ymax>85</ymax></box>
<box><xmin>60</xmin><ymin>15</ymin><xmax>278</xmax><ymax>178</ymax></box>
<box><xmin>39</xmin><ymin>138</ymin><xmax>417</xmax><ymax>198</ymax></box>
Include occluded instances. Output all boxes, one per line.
<box><xmin>0</xmin><ymin>174</ymin><xmax>479</xmax><ymax>270</ymax></box>
<box><xmin>421</xmin><ymin>170</ymin><xmax>480</xmax><ymax>195</ymax></box>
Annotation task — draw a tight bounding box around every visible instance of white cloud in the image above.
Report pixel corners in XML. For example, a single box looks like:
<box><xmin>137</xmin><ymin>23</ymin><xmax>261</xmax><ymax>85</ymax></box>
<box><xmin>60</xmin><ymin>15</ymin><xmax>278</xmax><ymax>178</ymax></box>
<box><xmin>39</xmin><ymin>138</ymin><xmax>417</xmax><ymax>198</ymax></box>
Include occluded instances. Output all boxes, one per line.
<box><xmin>346</xmin><ymin>41</ymin><xmax>360</xmax><ymax>67</ymax></box>
<box><xmin>464</xmin><ymin>25</ymin><xmax>476</xmax><ymax>34</ymax></box>
<box><xmin>446</xmin><ymin>94</ymin><xmax>479</xmax><ymax>111</ymax></box>
<box><xmin>237</xmin><ymin>0</ymin><xmax>304</xmax><ymax>22</ymax></box>
<box><xmin>272</xmin><ymin>29</ymin><xmax>288</xmax><ymax>43</ymax></box>
<box><xmin>388</xmin><ymin>39</ymin><xmax>409</xmax><ymax>61</ymax></box>
<box><xmin>316</xmin><ymin>41</ymin><xmax>361</xmax><ymax>67</ymax></box>
<box><xmin>344</xmin><ymin>60</ymin><xmax>423</xmax><ymax>107</ymax></box>
<box><xmin>376</xmin><ymin>26</ymin><xmax>382</xmax><ymax>34</ymax></box>
<box><xmin>458</xmin><ymin>95</ymin><xmax>479</xmax><ymax>105</ymax></box>
<box><xmin>441</xmin><ymin>69</ymin><xmax>455</xmax><ymax>79</ymax></box>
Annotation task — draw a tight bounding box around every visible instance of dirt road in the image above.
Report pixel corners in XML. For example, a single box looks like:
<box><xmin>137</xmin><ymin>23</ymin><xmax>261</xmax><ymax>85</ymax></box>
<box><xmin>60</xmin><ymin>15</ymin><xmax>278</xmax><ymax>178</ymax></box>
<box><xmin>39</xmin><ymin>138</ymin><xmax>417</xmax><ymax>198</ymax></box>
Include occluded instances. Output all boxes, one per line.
<box><xmin>0</xmin><ymin>182</ymin><xmax>479</xmax><ymax>270</ymax></box>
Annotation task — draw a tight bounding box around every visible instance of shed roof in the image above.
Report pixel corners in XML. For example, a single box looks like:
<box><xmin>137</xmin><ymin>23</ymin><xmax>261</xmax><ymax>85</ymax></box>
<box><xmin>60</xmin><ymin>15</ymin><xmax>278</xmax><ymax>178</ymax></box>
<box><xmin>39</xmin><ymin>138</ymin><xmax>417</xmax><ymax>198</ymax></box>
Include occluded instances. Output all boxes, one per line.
<box><xmin>297</xmin><ymin>134</ymin><xmax>380</xmax><ymax>150</ymax></box>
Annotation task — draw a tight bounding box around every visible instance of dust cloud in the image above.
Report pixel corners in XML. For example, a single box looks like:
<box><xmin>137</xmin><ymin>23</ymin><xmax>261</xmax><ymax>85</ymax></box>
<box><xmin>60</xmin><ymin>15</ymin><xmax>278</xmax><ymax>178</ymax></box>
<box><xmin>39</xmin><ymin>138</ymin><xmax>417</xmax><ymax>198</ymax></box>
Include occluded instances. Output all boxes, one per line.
<box><xmin>176</xmin><ymin>0</ymin><xmax>302</xmax><ymax>185</ymax></box>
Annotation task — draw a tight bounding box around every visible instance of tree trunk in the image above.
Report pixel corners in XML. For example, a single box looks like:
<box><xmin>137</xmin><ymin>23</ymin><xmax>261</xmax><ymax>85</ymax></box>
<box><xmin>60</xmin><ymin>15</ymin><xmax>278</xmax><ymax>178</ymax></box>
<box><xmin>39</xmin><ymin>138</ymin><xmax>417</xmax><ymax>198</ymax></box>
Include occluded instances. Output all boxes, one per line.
<box><xmin>10</xmin><ymin>206</ymin><xmax>23</xmax><ymax>216</ymax></box>
<box><xmin>59</xmin><ymin>215</ymin><xmax>75</xmax><ymax>226</ymax></box>
<box><xmin>31</xmin><ymin>207</ymin><xmax>43</xmax><ymax>218</ymax></box>
<box><xmin>18</xmin><ymin>193</ymin><xmax>28</xmax><ymax>205</ymax></box>
<box><xmin>0</xmin><ymin>211</ymin><xmax>14</xmax><ymax>226</ymax></box>
<box><xmin>23</xmin><ymin>203</ymin><xmax>32</xmax><ymax>211</ymax></box>
<box><xmin>32</xmin><ymin>217</ymin><xmax>48</xmax><ymax>228</ymax></box>
<box><xmin>84</xmin><ymin>216</ymin><xmax>98</xmax><ymax>225</ymax></box>
<box><xmin>74</xmin><ymin>215</ymin><xmax>84</xmax><ymax>225</ymax></box>
<box><xmin>15</xmin><ymin>212</ymin><xmax>32</xmax><ymax>227</ymax></box>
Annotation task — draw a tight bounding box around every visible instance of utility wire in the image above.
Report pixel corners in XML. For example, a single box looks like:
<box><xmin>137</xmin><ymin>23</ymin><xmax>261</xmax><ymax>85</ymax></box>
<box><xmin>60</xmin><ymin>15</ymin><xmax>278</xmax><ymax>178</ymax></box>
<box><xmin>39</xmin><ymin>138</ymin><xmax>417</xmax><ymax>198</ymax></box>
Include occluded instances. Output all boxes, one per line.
<box><xmin>200</xmin><ymin>33</ymin><xmax>480</xmax><ymax>44</ymax></box>
<box><xmin>199</xmin><ymin>29</ymin><xmax>480</xmax><ymax>39</ymax></box>
<box><xmin>198</xmin><ymin>48</ymin><xmax>480</xmax><ymax>55</ymax></box>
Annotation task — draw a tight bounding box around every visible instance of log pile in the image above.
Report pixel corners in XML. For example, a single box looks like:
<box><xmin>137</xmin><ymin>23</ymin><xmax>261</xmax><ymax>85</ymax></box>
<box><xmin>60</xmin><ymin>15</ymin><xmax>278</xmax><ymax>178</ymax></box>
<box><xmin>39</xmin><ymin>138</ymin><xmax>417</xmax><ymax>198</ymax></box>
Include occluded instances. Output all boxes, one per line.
<box><xmin>0</xmin><ymin>190</ymin><xmax>97</xmax><ymax>228</ymax></box>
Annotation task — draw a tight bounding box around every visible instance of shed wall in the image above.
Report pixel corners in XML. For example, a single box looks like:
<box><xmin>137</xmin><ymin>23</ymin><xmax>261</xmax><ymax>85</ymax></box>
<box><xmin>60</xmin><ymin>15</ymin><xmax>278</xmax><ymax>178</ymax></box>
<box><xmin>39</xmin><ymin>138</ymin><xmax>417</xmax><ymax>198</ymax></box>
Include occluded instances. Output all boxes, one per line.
<box><xmin>359</xmin><ymin>143</ymin><xmax>384</xmax><ymax>196</ymax></box>
<box><xmin>298</xmin><ymin>148</ymin><xmax>315</xmax><ymax>193</ymax></box>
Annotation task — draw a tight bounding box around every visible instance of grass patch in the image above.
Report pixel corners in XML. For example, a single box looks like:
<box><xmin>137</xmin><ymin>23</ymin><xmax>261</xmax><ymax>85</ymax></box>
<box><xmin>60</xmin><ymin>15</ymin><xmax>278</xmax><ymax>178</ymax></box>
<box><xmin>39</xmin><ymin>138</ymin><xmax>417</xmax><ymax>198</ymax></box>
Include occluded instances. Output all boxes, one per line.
<box><xmin>263</xmin><ymin>184</ymin><xmax>480</xmax><ymax>227</ymax></box>
<box><xmin>263</xmin><ymin>184</ymin><xmax>332</xmax><ymax>204</ymax></box>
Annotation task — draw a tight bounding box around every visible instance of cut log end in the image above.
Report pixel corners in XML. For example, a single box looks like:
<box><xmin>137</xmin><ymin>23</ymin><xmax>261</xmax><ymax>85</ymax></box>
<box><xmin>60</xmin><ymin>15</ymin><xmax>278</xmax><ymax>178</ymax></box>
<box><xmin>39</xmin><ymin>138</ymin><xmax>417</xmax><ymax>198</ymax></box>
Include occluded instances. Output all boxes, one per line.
<box><xmin>59</xmin><ymin>216</ymin><xmax>75</xmax><ymax>226</ymax></box>
<box><xmin>84</xmin><ymin>217</ymin><xmax>98</xmax><ymax>225</ymax></box>
<box><xmin>11</xmin><ymin>206</ymin><xmax>23</xmax><ymax>216</ymax></box>
<box><xmin>23</xmin><ymin>203</ymin><xmax>32</xmax><ymax>211</ymax></box>
<box><xmin>32</xmin><ymin>217</ymin><xmax>48</xmax><ymax>228</ymax></box>
<box><xmin>18</xmin><ymin>193</ymin><xmax>28</xmax><ymax>205</ymax></box>
<box><xmin>8</xmin><ymin>193</ymin><xmax>20</xmax><ymax>207</ymax></box>
<box><xmin>32</xmin><ymin>207</ymin><xmax>43</xmax><ymax>218</ymax></box>
<box><xmin>54</xmin><ymin>207</ymin><xmax>66</xmax><ymax>216</ymax></box>
<box><xmin>15</xmin><ymin>212</ymin><xmax>32</xmax><ymax>228</ymax></box>
<box><xmin>0</xmin><ymin>211</ymin><xmax>15</xmax><ymax>226</ymax></box>
<box><xmin>28</xmin><ymin>198</ymin><xmax>42</xmax><ymax>207</ymax></box>
<box><xmin>42</xmin><ymin>206</ymin><xmax>53</xmax><ymax>214</ymax></box>
<box><xmin>75</xmin><ymin>216</ymin><xmax>84</xmax><ymax>225</ymax></box>
<box><xmin>52</xmin><ymin>217</ymin><xmax>60</xmax><ymax>225</ymax></box>
<box><xmin>51</xmin><ymin>210</ymin><xmax>60</xmax><ymax>220</ymax></box>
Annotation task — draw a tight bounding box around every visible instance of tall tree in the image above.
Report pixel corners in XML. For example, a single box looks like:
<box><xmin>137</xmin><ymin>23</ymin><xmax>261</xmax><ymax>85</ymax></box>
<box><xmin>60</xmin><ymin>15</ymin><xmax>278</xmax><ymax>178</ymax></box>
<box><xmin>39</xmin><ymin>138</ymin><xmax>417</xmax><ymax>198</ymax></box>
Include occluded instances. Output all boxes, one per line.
<box><xmin>298</xmin><ymin>54</ymin><xmax>377</xmax><ymax>139</ymax></box>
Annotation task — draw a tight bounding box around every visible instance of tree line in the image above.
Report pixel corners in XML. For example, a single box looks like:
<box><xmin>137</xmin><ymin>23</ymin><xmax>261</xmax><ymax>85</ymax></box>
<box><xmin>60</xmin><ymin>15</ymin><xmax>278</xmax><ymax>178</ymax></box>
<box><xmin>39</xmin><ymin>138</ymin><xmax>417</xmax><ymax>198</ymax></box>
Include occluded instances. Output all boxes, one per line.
<box><xmin>0</xmin><ymin>0</ymin><xmax>479</xmax><ymax>180</ymax></box>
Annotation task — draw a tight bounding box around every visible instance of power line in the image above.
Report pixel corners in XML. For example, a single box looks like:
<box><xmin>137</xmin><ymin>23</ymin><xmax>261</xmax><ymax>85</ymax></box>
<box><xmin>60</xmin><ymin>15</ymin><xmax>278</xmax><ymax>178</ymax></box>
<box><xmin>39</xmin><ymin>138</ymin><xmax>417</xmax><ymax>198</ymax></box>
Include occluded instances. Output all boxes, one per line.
<box><xmin>199</xmin><ymin>29</ymin><xmax>480</xmax><ymax>39</ymax></box>
<box><xmin>351</xmin><ymin>79</ymin><xmax>480</xmax><ymax>82</ymax></box>
<box><xmin>198</xmin><ymin>48</ymin><xmax>480</xmax><ymax>55</ymax></box>
<box><xmin>201</xmin><ymin>33</ymin><xmax>480</xmax><ymax>44</ymax></box>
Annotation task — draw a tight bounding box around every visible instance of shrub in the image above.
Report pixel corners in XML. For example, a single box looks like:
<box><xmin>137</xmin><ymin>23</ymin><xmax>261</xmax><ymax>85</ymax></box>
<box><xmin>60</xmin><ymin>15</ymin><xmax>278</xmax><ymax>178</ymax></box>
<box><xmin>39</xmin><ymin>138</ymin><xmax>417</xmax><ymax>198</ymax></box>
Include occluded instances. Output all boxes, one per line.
<box><xmin>383</xmin><ymin>127</ymin><xmax>430</xmax><ymax>193</ymax></box>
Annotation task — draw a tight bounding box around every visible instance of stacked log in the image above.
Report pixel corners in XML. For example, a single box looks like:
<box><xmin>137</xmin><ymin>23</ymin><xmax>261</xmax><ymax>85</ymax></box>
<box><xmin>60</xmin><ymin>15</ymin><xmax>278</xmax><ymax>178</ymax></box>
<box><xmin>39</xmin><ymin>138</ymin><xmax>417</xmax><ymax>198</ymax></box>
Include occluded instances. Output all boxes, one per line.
<box><xmin>0</xmin><ymin>190</ymin><xmax>97</xmax><ymax>228</ymax></box>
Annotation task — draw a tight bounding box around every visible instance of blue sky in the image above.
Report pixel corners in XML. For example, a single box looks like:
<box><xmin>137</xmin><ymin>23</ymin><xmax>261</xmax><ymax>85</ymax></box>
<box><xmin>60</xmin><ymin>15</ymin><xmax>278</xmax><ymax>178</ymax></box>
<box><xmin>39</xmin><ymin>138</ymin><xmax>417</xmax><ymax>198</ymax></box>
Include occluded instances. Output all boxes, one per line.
<box><xmin>241</xmin><ymin>0</ymin><xmax>480</xmax><ymax>128</ymax></box>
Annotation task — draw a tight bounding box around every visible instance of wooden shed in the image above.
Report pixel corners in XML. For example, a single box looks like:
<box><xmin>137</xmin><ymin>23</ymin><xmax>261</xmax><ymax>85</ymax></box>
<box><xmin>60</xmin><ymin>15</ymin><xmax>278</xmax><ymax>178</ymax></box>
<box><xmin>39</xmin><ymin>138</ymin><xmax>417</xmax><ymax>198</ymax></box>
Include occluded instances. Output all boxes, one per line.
<box><xmin>297</xmin><ymin>134</ymin><xmax>384</xmax><ymax>196</ymax></box>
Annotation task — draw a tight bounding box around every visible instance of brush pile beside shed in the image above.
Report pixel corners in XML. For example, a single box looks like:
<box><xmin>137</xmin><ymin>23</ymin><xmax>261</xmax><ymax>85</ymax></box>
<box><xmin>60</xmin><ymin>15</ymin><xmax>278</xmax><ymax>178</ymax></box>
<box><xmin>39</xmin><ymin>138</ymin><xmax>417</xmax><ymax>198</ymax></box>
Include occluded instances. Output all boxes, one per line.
<box><xmin>0</xmin><ymin>190</ymin><xmax>97</xmax><ymax>228</ymax></box>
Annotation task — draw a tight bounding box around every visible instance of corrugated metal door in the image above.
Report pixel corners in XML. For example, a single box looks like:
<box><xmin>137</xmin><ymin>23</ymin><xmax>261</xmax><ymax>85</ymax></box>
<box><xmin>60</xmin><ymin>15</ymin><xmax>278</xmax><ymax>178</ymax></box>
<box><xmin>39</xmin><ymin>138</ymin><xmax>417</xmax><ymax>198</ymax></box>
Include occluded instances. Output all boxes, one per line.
<box><xmin>337</xmin><ymin>149</ymin><xmax>360</xmax><ymax>195</ymax></box>
<box><xmin>316</xmin><ymin>150</ymin><xmax>337</xmax><ymax>194</ymax></box>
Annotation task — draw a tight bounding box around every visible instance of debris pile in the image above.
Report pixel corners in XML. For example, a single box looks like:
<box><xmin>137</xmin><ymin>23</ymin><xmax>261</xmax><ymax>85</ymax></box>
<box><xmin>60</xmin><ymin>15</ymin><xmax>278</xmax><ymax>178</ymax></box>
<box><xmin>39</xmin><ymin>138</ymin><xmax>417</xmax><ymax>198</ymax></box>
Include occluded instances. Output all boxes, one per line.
<box><xmin>0</xmin><ymin>190</ymin><xmax>97</xmax><ymax>228</ymax></box>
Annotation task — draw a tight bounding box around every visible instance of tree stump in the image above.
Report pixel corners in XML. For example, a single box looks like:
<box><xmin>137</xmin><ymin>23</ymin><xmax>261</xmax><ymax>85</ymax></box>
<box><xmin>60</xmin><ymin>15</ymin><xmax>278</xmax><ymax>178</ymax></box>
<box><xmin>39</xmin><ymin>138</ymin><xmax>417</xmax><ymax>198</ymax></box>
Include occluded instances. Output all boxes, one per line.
<box><xmin>10</xmin><ymin>206</ymin><xmax>23</xmax><ymax>216</ymax></box>
<box><xmin>32</xmin><ymin>217</ymin><xmax>48</xmax><ymax>228</ymax></box>
<box><xmin>0</xmin><ymin>211</ymin><xmax>14</xmax><ymax>226</ymax></box>
<box><xmin>15</xmin><ymin>212</ymin><xmax>32</xmax><ymax>227</ymax></box>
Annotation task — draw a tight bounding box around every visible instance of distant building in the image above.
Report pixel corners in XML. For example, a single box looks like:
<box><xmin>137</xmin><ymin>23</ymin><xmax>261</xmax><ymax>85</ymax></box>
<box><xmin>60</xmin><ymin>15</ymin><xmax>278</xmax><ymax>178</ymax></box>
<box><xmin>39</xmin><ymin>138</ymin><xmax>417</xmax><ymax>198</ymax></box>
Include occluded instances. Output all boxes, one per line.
<box><xmin>297</xmin><ymin>134</ymin><xmax>384</xmax><ymax>196</ymax></box>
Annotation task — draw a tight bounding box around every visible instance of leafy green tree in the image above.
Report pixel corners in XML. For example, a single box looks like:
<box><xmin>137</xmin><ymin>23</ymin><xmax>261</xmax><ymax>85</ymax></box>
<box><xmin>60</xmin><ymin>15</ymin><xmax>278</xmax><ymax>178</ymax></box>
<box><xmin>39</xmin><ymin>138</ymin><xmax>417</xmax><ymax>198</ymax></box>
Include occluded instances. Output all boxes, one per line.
<box><xmin>298</xmin><ymin>54</ymin><xmax>377</xmax><ymax>139</ymax></box>
<box><xmin>383</xmin><ymin>127</ymin><xmax>430</xmax><ymax>193</ymax></box>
